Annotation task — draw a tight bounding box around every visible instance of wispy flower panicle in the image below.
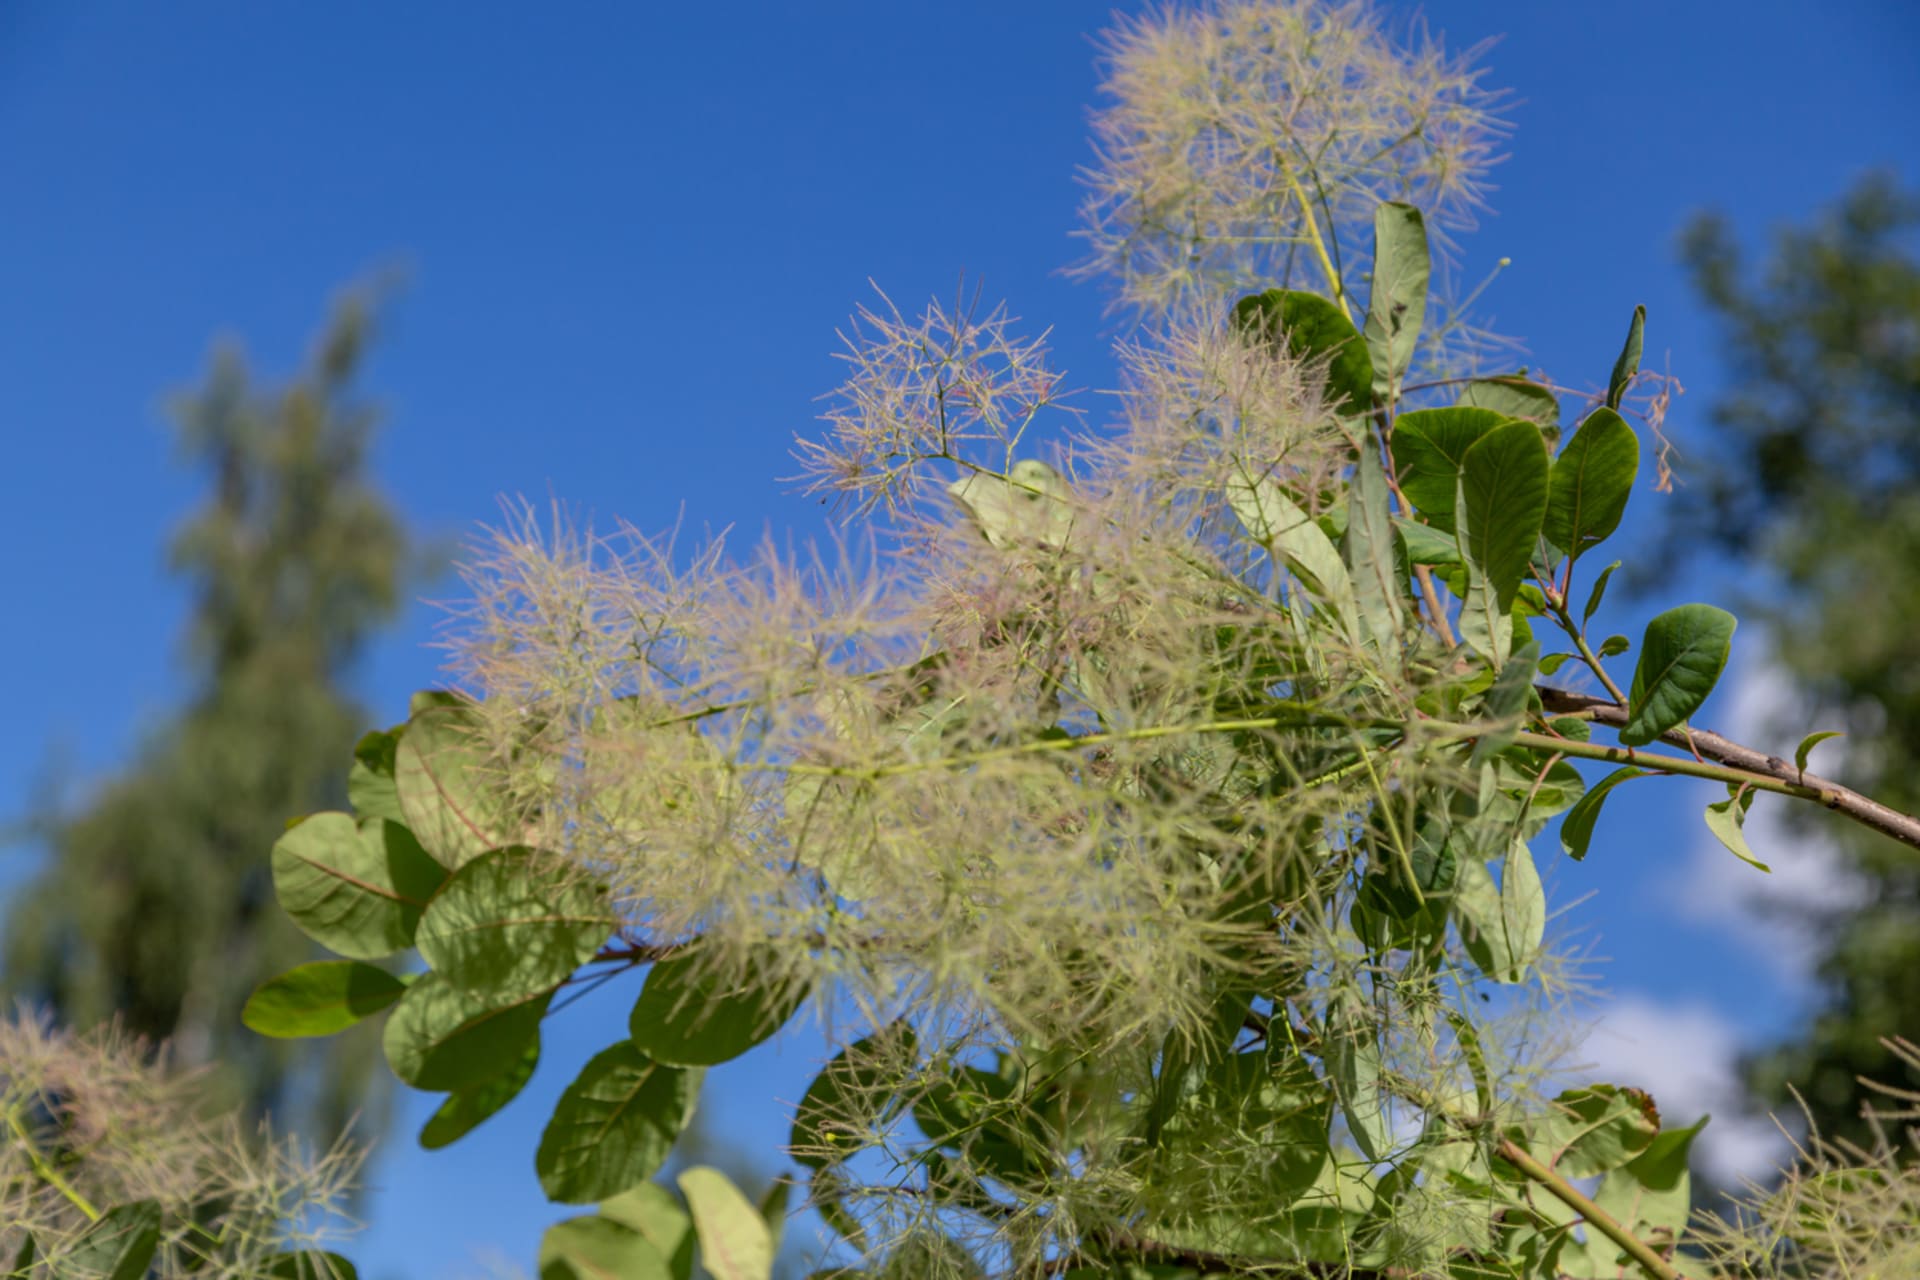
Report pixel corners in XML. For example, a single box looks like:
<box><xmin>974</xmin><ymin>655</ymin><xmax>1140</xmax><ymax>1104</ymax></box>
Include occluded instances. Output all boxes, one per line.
<box><xmin>798</xmin><ymin>285</ymin><xmax>1077</xmax><ymax>520</ymax></box>
<box><xmin>1077</xmin><ymin>0</ymin><xmax>1507</xmax><ymax>317</ymax></box>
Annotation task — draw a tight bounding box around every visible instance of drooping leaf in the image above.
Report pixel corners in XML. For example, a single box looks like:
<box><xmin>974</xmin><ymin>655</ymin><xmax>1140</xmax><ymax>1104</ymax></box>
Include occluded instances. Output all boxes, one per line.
<box><xmin>947</xmin><ymin>460</ymin><xmax>1076</xmax><ymax>551</ymax></box>
<box><xmin>679</xmin><ymin>1166</ymin><xmax>775</xmax><ymax>1280</ymax></box>
<box><xmin>1582</xmin><ymin>560</ymin><xmax>1622</xmax><ymax>629</ymax></box>
<box><xmin>1388</xmin><ymin>406</ymin><xmax>1507</xmax><ymax>531</ymax></box>
<box><xmin>1543</xmin><ymin>408</ymin><xmax>1638</xmax><ymax>560</ymax></box>
<box><xmin>382</xmin><ymin>972</ymin><xmax>548</xmax><ymax>1091</ymax></box>
<box><xmin>1232</xmin><ymin>288</ymin><xmax>1374</xmax><ymax>420</ymax></box>
<box><xmin>419</xmin><ymin>1037</ymin><xmax>541</xmax><ymax>1150</ymax></box>
<box><xmin>628</xmin><ymin>948</ymin><xmax>808</xmax><ymax>1068</ymax></box>
<box><xmin>791</xmin><ymin>1022</ymin><xmax>915</xmax><ymax>1169</ymax></box>
<box><xmin>1226</xmin><ymin>468</ymin><xmax>1358</xmax><ymax>634</ymax></box>
<box><xmin>537</xmin><ymin>1042</ymin><xmax>700</xmax><ymax>1204</ymax></box>
<box><xmin>1592</xmin><ymin>1116</ymin><xmax>1708</xmax><ymax>1245</ymax></box>
<box><xmin>1558</xmin><ymin>766</ymin><xmax>1645</xmax><ymax>861</ymax></box>
<box><xmin>395</xmin><ymin>699</ymin><xmax>515</xmax><ymax>869</ymax></box>
<box><xmin>1344</xmin><ymin>444</ymin><xmax>1407</xmax><ymax>660</ymax></box>
<box><xmin>1363</xmin><ymin>201</ymin><xmax>1429</xmax><ymax>403</ymax></box>
<box><xmin>1470</xmin><ymin>641</ymin><xmax>1539</xmax><ymax>768</ymax></box>
<box><xmin>1458</xmin><ymin>376</ymin><xmax>1560</xmax><ymax>434</ymax></box>
<box><xmin>416</xmin><ymin>847</ymin><xmax>615</xmax><ymax>999</ymax></box>
<box><xmin>1705</xmin><ymin>785</ymin><xmax>1770</xmax><ymax>872</ymax></box>
<box><xmin>1393</xmin><ymin>517</ymin><xmax>1460</xmax><ymax>566</ymax></box>
<box><xmin>270</xmin><ymin>813</ymin><xmax>446</xmax><ymax>960</ymax></box>
<box><xmin>1794</xmin><ymin>730</ymin><xmax>1844</xmax><ymax>775</ymax></box>
<box><xmin>1327</xmin><ymin>994</ymin><xmax>1390</xmax><ymax>1161</ymax></box>
<box><xmin>53</xmin><ymin>1201</ymin><xmax>161</xmax><ymax>1280</ymax></box>
<box><xmin>1606</xmin><ymin>304</ymin><xmax>1646</xmax><ymax>410</ymax></box>
<box><xmin>1536</xmin><ymin>1084</ymin><xmax>1660</xmax><ymax>1177</ymax></box>
<box><xmin>243</xmin><ymin>961</ymin><xmax>407</xmax><ymax>1038</ymax></box>
<box><xmin>1619</xmin><ymin>604</ymin><xmax>1737</xmax><ymax>746</ymax></box>
<box><xmin>1598</xmin><ymin>634</ymin><xmax>1630</xmax><ymax>659</ymax></box>
<box><xmin>538</xmin><ymin>1217</ymin><xmax>675</xmax><ymax>1280</ymax></box>
<box><xmin>347</xmin><ymin>726</ymin><xmax>405</xmax><ymax>822</ymax></box>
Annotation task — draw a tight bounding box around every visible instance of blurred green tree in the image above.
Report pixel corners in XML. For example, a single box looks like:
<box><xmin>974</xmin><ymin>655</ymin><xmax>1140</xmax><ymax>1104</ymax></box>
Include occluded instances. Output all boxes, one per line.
<box><xmin>1679</xmin><ymin>172</ymin><xmax>1920</xmax><ymax>1155</ymax></box>
<box><xmin>3</xmin><ymin>288</ymin><xmax>420</xmax><ymax>1150</ymax></box>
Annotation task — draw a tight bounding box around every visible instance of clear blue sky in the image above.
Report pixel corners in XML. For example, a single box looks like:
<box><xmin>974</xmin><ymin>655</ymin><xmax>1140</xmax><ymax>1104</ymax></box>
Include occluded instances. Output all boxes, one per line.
<box><xmin>3</xmin><ymin>2</ymin><xmax>1917</xmax><ymax>1275</ymax></box>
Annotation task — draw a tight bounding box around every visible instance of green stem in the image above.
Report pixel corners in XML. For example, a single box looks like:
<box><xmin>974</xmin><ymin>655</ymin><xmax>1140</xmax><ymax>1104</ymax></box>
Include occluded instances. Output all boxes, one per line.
<box><xmin>1510</xmin><ymin>730</ymin><xmax>1818</xmax><ymax>802</ymax></box>
<box><xmin>1545</xmin><ymin>593</ymin><xmax>1628</xmax><ymax>704</ymax></box>
<box><xmin>7</xmin><ymin>1104</ymin><xmax>101</xmax><ymax>1222</ymax></box>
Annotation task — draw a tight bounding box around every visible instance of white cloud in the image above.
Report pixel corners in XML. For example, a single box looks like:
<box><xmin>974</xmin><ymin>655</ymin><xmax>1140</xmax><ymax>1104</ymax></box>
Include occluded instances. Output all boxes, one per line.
<box><xmin>1573</xmin><ymin>994</ymin><xmax>1794</xmax><ymax>1184</ymax></box>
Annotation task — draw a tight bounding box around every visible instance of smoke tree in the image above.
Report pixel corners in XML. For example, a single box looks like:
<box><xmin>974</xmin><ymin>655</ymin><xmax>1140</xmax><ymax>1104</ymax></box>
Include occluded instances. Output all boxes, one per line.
<box><xmin>12</xmin><ymin>2</ymin><xmax>1919</xmax><ymax>1277</ymax></box>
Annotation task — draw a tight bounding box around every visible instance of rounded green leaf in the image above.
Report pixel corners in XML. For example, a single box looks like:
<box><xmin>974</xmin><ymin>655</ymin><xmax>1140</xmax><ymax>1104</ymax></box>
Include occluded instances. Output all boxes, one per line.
<box><xmin>58</xmin><ymin>1201</ymin><xmax>161</xmax><ymax>1280</ymax></box>
<box><xmin>679</xmin><ymin>1166</ymin><xmax>775</xmax><ymax>1280</ymax></box>
<box><xmin>598</xmin><ymin>1182</ymin><xmax>695</xmax><ymax>1275</ymax></box>
<box><xmin>536</xmin><ymin>1042</ymin><xmax>700</xmax><ymax>1204</ymax></box>
<box><xmin>243</xmin><ymin>961</ymin><xmax>407</xmax><ymax>1038</ymax></box>
<box><xmin>382</xmin><ymin>971</ymin><xmax>548</xmax><ymax>1091</ymax></box>
<box><xmin>1544</xmin><ymin>407</ymin><xmax>1639</xmax><ymax>559</ymax></box>
<box><xmin>396</xmin><ymin>700</ymin><xmax>514</xmax><ymax>869</ymax></box>
<box><xmin>1620</xmin><ymin>604</ymin><xmax>1737</xmax><ymax>746</ymax></box>
<box><xmin>271</xmin><ymin>813</ymin><xmax>446</xmax><ymax>960</ymax></box>
<box><xmin>1458</xmin><ymin>419</ymin><xmax>1552</xmax><ymax>606</ymax></box>
<box><xmin>1387</xmin><ymin>407</ymin><xmax>1508</xmax><ymax>531</ymax></box>
<box><xmin>1232</xmin><ymin>288</ymin><xmax>1374</xmax><ymax>419</ymax></box>
<box><xmin>416</xmin><ymin>847</ymin><xmax>615</xmax><ymax>999</ymax></box>
<box><xmin>538</xmin><ymin>1217</ymin><xmax>675</xmax><ymax>1280</ymax></box>
<box><xmin>628</xmin><ymin>949</ymin><xmax>808</xmax><ymax>1067</ymax></box>
<box><xmin>419</xmin><ymin>1038</ymin><xmax>540</xmax><ymax>1150</ymax></box>
<box><xmin>1454</xmin><ymin>839</ymin><xmax>1545</xmax><ymax>984</ymax></box>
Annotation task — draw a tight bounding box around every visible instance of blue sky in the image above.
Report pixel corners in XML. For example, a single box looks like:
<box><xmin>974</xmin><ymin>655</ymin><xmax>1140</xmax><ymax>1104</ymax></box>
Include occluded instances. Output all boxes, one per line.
<box><xmin>3</xmin><ymin>1</ymin><xmax>1918</xmax><ymax>1274</ymax></box>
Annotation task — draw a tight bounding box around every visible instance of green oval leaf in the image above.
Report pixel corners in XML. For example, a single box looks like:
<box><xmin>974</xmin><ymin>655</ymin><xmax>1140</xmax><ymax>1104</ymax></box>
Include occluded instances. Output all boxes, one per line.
<box><xmin>55</xmin><ymin>1201</ymin><xmax>161</xmax><ymax>1280</ymax></box>
<box><xmin>1454</xmin><ymin>840</ymin><xmax>1544</xmax><ymax>984</ymax></box>
<box><xmin>628</xmin><ymin>949</ymin><xmax>808</xmax><ymax>1067</ymax></box>
<box><xmin>1794</xmin><ymin>730</ymin><xmax>1844</xmax><ymax>775</ymax></box>
<box><xmin>1544</xmin><ymin>407</ymin><xmax>1639</xmax><ymax>559</ymax></box>
<box><xmin>243</xmin><ymin>961</ymin><xmax>407</xmax><ymax>1038</ymax></box>
<box><xmin>1558</xmin><ymin>766</ymin><xmax>1645</xmax><ymax>862</ymax></box>
<box><xmin>1458</xmin><ymin>419</ymin><xmax>1552</xmax><ymax>605</ymax></box>
<box><xmin>1363</xmin><ymin>201</ymin><xmax>1429</xmax><ymax>404</ymax></box>
<box><xmin>1598</xmin><ymin>633</ymin><xmax>1631</xmax><ymax>659</ymax></box>
<box><xmin>536</xmin><ymin>1042</ymin><xmax>700</xmax><ymax>1204</ymax></box>
<box><xmin>1388</xmin><ymin>406</ymin><xmax>1508</xmax><ymax>532</ymax></box>
<box><xmin>1620</xmin><ymin>604</ymin><xmax>1737</xmax><ymax>746</ymax></box>
<box><xmin>271</xmin><ymin>813</ymin><xmax>446</xmax><ymax>960</ymax></box>
<box><xmin>538</xmin><ymin>1217</ymin><xmax>675</xmax><ymax>1280</ymax></box>
<box><xmin>396</xmin><ymin>700</ymin><xmax>515</xmax><ymax>869</ymax></box>
<box><xmin>382</xmin><ymin>971</ymin><xmax>548</xmax><ymax>1091</ymax></box>
<box><xmin>599</xmin><ymin>1183</ymin><xmax>696</xmax><ymax>1276</ymax></box>
<box><xmin>1592</xmin><ymin>1116</ymin><xmax>1707</xmax><ymax>1243</ymax></box>
<box><xmin>791</xmin><ymin>1022</ymin><xmax>916</xmax><ymax>1170</ymax></box>
<box><xmin>416</xmin><ymin>847</ymin><xmax>615</xmax><ymax>999</ymax></box>
<box><xmin>679</xmin><ymin>1166</ymin><xmax>775</xmax><ymax>1280</ymax></box>
<box><xmin>1232</xmin><ymin>289</ymin><xmax>1373</xmax><ymax>420</ymax></box>
<box><xmin>1582</xmin><ymin>560</ymin><xmax>1622</xmax><ymax>629</ymax></box>
<box><xmin>419</xmin><ymin>1037</ymin><xmax>541</xmax><ymax>1150</ymax></box>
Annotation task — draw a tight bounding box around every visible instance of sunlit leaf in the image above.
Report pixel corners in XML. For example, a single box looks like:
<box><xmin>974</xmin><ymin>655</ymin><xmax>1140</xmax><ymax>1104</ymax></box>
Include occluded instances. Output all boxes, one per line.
<box><xmin>1606</xmin><ymin>304</ymin><xmax>1646</xmax><ymax>410</ymax></box>
<box><xmin>347</xmin><ymin>726</ymin><xmax>405</xmax><ymax>822</ymax></box>
<box><xmin>1536</xmin><ymin>1084</ymin><xmax>1659</xmax><ymax>1177</ymax></box>
<box><xmin>382</xmin><ymin>972</ymin><xmax>547</xmax><ymax>1091</ymax></box>
<box><xmin>1388</xmin><ymin>406</ymin><xmax>1506</xmax><ymax>532</ymax></box>
<box><xmin>1795</xmin><ymin>730</ymin><xmax>1844</xmax><ymax>775</ymax></box>
<box><xmin>243</xmin><ymin>961</ymin><xmax>407</xmax><ymax>1038</ymax></box>
<box><xmin>1558</xmin><ymin>766</ymin><xmax>1645</xmax><ymax>861</ymax></box>
<box><xmin>680</xmin><ymin>1166</ymin><xmax>775</xmax><ymax>1280</ymax></box>
<box><xmin>1363</xmin><ymin>201</ymin><xmax>1429</xmax><ymax>403</ymax></box>
<box><xmin>1233</xmin><ymin>289</ymin><xmax>1374</xmax><ymax>420</ymax></box>
<box><xmin>1705</xmin><ymin>784</ymin><xmax>1769</xmax><ymax>872</ymax></box>
<box><xmin>416</xmin><ymin>847</ymin><xmax>615</xmax><ymax>999</ymax></box>
<box><xmin>538</xmin><ymin>1217</ymin><xmax>674</xmax><ymax>1280</ymax></box>
<box><xmin>628</xmin><ymin>948</ymin><xmax>808</xmax><ymax>1068</ymax></box>
<box><xmin>395</xmin><ymin>698</ymin><xmax>515</xmax><ymax>869</ymax></box>
<box><xmin>271</xmin><ymin>812</ymin><xmax>445</xmax><ymax>960</ymax></box>
<box><xmin>1543</xmin><ymin>407</ymin><xmax>1638</xmax><ymax>560</ymax></box>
